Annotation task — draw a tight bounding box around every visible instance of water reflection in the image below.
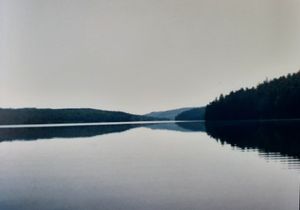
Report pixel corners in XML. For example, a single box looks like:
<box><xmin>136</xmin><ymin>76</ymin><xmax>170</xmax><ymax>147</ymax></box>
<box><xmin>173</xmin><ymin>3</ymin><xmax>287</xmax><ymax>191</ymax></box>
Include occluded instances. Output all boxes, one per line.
<box><xmin>205</xmin><ymin>120</ymin><xmax>300</xmax><ymax>168</ymax></box>
<box><xmin>0</xmin><ymin>122</ymin><xmax>206</xmax><ymax>142</ymax></box>
<box><xmin>259</xmin><ymin>153</ymin><xmax>300</xmax><ymax>170</ymax></box>
<box><xmin>0</xmin><ymin>121</ymin><xmax>299</xmax><ymax>168</ymax></box>
<box><xmin>176</xmin><ymin>121</ymin><xmax>206</xmax><ymax>131</ymax></box>
<box><xmin>0</xmin><ymin>124</ymin><xmax>141</xmax><ymax>141</ymax></box>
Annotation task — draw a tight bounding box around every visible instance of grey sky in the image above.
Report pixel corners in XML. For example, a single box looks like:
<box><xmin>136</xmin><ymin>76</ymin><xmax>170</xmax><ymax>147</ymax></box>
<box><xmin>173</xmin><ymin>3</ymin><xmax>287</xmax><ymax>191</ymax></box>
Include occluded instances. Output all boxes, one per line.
<box><xmin>1</xmin><ymin>0</ymin><xmax>300</xmax><ymax>114</ymax></box>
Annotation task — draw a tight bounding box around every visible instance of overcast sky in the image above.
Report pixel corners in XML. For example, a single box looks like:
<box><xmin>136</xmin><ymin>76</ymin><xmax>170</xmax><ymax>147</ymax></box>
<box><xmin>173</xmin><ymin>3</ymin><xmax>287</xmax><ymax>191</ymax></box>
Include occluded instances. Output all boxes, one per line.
<box><xmin>1</xmin><ymin>0</ymin><xmax>300</xmax><ymax>114</ymax></box>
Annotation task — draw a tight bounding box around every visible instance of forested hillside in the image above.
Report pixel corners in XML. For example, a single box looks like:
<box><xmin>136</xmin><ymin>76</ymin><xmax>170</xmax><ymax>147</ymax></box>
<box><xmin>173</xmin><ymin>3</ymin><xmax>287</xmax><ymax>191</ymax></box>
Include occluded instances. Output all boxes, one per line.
<box><xmin>206</xmin><ymin>71</ymin><xmax>300</xmax><ymax>121</ymax></box>
<box><xmin>0</xmin><ymin>108</ymin><xmax>159</xmax><ymax>125</ymax></box>
<box><xmin>175</xmin><ymin>107</ymin><xmax>205</xmax><ymax>121</ymax></box>
<box><xmin>144</xmin><ymin>107</ymin><xmax>195</xmax><ymax>120</ymax></box>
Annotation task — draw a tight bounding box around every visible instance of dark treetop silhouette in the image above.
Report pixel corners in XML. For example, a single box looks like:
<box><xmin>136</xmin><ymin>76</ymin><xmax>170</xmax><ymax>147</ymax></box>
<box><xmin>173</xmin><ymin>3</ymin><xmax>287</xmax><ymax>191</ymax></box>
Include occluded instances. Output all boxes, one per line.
<box><xmin>205</xmin><ymin>71</ymin><xmax>300</xmax><ymax>121</ymax></box>
<box><xmin>0</xmin><ymin>108</ymin><xmax>160</xmax><ymax>125</ymax></box>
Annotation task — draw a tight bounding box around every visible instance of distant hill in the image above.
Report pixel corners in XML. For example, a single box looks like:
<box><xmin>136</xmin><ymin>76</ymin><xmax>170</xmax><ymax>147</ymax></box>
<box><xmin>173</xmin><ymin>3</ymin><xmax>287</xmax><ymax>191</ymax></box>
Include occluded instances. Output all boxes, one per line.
<box><xmin>0</xmin><ymin>108</ymin><xmax>161</xmax><ymax>125</ymax></box>
<box><xmin>144</xmin><ymin>107</ymin><xmax>197</xmax><ymax>120</ymax></box>
<box><xmin>175</xmin><ymin>107</ymin><xmax>206</xmax><ymax>121</ymax></box>
<box><xmin>206</xmin><ymin>71</ymin><xmax>300</xmax><ymax>121</ymax></box>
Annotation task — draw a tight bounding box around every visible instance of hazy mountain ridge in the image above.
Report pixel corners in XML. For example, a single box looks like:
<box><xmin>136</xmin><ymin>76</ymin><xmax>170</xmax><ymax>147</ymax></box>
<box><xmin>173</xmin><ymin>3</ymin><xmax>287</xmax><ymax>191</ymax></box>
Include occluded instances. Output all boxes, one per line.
<box><xmin>175</xmin><ymin>107</ymin><xmax>206</xmax><ymax>121</ymax></box>
<box><xmin>144</xmin><ymin>107</ymin><xmax>196</xmax><ymax>120</ymax></box>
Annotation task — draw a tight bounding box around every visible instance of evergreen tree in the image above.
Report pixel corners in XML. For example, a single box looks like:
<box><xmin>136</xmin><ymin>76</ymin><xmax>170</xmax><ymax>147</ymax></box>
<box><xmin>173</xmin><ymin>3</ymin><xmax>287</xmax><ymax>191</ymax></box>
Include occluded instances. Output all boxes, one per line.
<box><xmin>205</xmin><ymin>71</ymin><xmax>300</xmax><ymax>120</ymax></box>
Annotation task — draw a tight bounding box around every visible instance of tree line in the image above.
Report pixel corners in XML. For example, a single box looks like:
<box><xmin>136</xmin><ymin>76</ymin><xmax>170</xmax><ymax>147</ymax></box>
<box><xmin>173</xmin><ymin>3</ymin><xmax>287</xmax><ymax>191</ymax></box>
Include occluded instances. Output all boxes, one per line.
<box><xmin>205</xmin><ymin>71</ymin><xmax>300</xmax><ymax>120</ymax></box>
<box><xmin>0</xmin><ymin>108</ymin><xmax>158</xmax><ymax>125</ymax></box>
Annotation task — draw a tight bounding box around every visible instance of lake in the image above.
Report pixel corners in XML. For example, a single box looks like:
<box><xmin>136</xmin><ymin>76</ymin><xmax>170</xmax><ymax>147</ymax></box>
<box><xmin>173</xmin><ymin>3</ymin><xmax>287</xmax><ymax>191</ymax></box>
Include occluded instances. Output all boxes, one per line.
<box><xmin>0</xmin><ymin>121</ymin><xmax>299</xmax><ymax>210</ymax></box>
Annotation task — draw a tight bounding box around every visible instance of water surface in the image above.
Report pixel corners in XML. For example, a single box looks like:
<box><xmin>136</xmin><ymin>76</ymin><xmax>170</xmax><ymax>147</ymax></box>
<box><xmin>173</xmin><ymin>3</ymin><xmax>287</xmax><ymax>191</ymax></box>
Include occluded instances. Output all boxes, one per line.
<box><xmin>0</xmin><ymin>121</ymin><xmax>298</xmax><ymax>210</ymax></box>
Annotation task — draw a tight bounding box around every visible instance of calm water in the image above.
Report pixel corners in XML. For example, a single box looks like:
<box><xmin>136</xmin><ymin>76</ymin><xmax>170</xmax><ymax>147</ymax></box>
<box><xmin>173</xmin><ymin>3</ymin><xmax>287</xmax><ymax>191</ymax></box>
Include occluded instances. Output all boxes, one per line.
<box><xmin>0</xmin><ymin>121</ymin><xmax>299</xmax><ymax>210</ymax></box>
